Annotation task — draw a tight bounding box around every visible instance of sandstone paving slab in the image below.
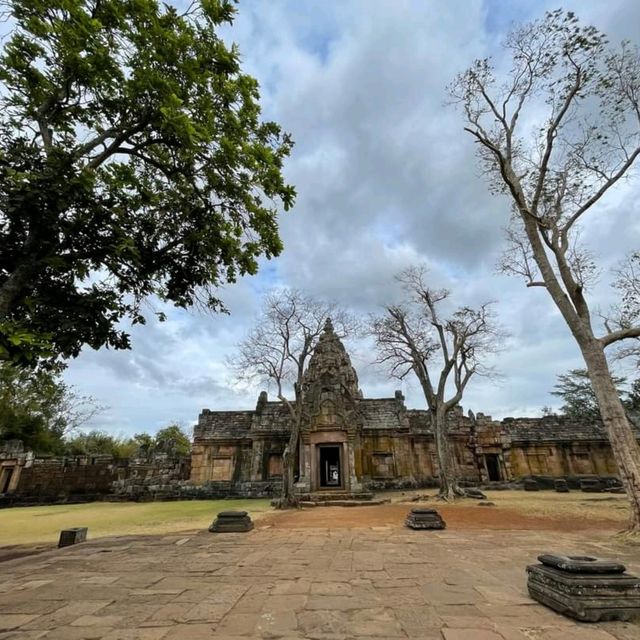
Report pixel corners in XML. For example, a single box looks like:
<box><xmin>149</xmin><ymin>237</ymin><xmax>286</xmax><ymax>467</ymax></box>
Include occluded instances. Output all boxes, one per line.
<box><xmin>139</xmin><ymin>623</ymin><xmax>215</xmax><ymax>640</ymax></box>
<box><xmin>0</xmin><ymin>600</ymin><xmax>63</xmax><ymax>616</ymax></box>
<box><xmin>345</xmin><ymin>607</ymin><xmax>405</xmax><ymax>637</ymax></box>
<box><xmin>0</xmin><ymin>525</ymin><xmax>639</xmax><ymax>639</ymax></box>
<box><xmin>255</xmin><ymin>609</ymin><xmax>299</xmax><ymax>638</ymax></box>
<box><xmin>69</xmin><ymin>615</ymin><xmax>124</xmax><ymax>627</ymax></box>
<box><xmin>100</xmin><ymin>628</ymin><xmax>172</xmax><ymax>640</ymax></box>
<box><xmin>310</xmin><ymin>582</ymin><xmax>352</xmax><ymax>596</ymax></box>
<box><xmin>79</xmin><ymin>576</ymin><xmax>120</xmax><ymax>585</ymax></box>
<box><xmin>271</xmin><ymin>579</ymin><xmax>311</xmax><ymax>595</ymax></box>
<box><xmin>0</xmin><ymin>614</ymin><xmax>39</xmax><ymax>632</ymax></box>
<box><xmin>394</xmin><ymin>605</ymin><xmax>443</xmax><ymax>636</ymax></box>
<box><xmin>474</xmin><ymin>585</ymin><xmax>534</xmax><ymax>605</ymax></box>
<box><xmin>441</xmin><ymin>630</ymin><xmax>506</xmax><ymax>640</ymax></box>
<box><xmin>41</xmin><ymin>625</ymin><xmax>114</xmax><ymax>639</ymax></box>
<box><xmin>261</xmin><ymin>595</ymin><xmax>308</xmax><ymax>612</ymax></box>
<box><xmin>182</xmin><ymin>601</ymin><xmax>236</xmax><ymax>623</ymax></box>
<box><xmin>296</xmin><ymin>608</ymin><xmax>349</xmax><ymax>636</ymax></box>
<box><xmin>0</xmin><ymin>630</ymin><xmax>48</xmax><ymax>639</ymax></box>
<box><xmin>18</xmin><ymin>601</ymin><xmax>113</xmax><ymax>631</ymax></box>
<box><xmin>536</xmin><ymin>628</ymin><xmax>620</xmax><ymax>639</ymax></box>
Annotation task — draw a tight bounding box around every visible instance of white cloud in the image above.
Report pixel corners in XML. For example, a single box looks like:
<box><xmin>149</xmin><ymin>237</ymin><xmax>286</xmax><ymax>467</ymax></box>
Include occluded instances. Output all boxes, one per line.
<box><xmin>63</xmin><ymin>0</ymin><xmax>640</xmax><ymax>434</ymax></box>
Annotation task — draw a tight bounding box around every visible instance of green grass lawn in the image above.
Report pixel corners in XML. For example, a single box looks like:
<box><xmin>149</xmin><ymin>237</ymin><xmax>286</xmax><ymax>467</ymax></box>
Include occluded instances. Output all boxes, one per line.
<box><xmin>0</xmin><ymin>499</ymin><xmax>273</xmax><ymax>547</ymax></box>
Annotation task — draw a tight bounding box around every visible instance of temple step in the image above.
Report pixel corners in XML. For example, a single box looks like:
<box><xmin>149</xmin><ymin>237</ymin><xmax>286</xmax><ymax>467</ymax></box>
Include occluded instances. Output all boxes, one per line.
<box><xmin>300</xmin><ymin>497</ymin><xmax>390</xmax><ymax>507</ymax></box>
<box><xmin>297</xmin><ymin>491</ymin><xmax>378</xmax><ymax>504</ymax></box>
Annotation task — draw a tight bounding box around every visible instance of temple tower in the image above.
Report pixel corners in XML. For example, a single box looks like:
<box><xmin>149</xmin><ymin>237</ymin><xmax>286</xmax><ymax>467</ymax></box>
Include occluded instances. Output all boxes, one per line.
<box><xmin>296</xmin><ymin>318</ymin><xmax>364</xmax><ymax>494</ymax></box>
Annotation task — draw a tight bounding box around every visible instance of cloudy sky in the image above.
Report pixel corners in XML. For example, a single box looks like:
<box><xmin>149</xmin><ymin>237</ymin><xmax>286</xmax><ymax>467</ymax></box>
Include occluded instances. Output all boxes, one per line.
<box><xmin>63</xmin><ymin>0</ymin><xmax>640</xmax><ymax>437</ymax></box>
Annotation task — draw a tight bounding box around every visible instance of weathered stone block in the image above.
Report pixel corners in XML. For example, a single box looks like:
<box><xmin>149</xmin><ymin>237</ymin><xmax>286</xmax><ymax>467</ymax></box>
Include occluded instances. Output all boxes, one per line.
<box><xmin>554</xmin><ymin>479</ymin><xmax>569</xmax><ymax>493</ymax></box>
<box><xmin>523</xmin><ymin>479</ymin><xmax>539</xmax><ymax>491</ymax></box>
<box><xmin>463</xmin><ymin>487</ymin><xmax>487</xmax><ymax>499</ymax></box>
<box><xmin>527</xmin><ymin>554</ymin><xmax>640</xmax><ymax>622</ymax></box>
<box><xmin>580</xmin><ymin>478</ymin><xmax>602</xmax><ymax>493</ymax></box>
<box><xmin>405</xmin><ymin>507</ymin><xmax>446</xmax><ymax>530</ymax></box>
<box><xmin>209</xmin><ymin>510</ymin><xmax>254</xmax><ymax>533</ymax></box>
<box><xmin>58</xmin><ymin>527</ymin><xmax>88</xmax><ymax>548</ymax></box>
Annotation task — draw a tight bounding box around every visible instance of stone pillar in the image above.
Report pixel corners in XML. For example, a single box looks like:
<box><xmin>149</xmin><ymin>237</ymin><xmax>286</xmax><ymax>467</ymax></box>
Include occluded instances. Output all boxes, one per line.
<box><xmin>347</xmin><ymin>437</ymin><xmax>362</xmax><ymax>492</ymax></box>
<box><xmin>295</xmin><ymin>437</ymin><xmax>312</xmax><ymax>493</ymax></box>
<box><xmin>250</xmin><ymin>439</ymin><xmax>265</xmax><ymax>481</ymax></box>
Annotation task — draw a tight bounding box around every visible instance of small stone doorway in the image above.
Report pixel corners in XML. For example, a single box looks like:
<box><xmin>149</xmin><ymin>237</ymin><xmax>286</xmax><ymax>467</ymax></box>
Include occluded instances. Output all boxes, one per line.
<box><xmin>484</xmin><ymin>454</ymin><xmax>502</xmax><ymax>481</ymax></box>
<box><xmin>319</xmin><ymin>445</ymin><xmax>342</xmax><ymax>489</ymax></box>
<box><xmin>0</xmin><ymin>467</ymin><xmax>14</xmax><ymax>494</ymax></box>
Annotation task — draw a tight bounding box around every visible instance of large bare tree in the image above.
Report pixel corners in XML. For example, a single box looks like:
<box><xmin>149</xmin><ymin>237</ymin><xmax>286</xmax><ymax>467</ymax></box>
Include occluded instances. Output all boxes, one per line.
<box><xmin>450</xmin><ymin>10</ymin><xmax>640</xmax><ymax>532</ymax></box>
<box><xmin>232</xmin><ymin>289</ymin><xmax>357</xmax><ymax>508</ymax></box>
<box><xmin>370</xmin><ymin>267</ymin><xmax>502</xmax><ymax>500</ymax></box>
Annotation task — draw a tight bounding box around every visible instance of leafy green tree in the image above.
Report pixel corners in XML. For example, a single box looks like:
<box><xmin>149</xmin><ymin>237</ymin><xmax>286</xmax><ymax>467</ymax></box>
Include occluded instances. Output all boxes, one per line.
<box><xmin>0</xmin><ymin>362</ymin><xmax>100</xmax><ymax>453</ymax></box>
<box><xmin>64</xmin><ymin>430</ymin><xmax>136</xmax><ymax>458</ymax></box>
<box><xmin>153</xmin><ymin>424</ymin><xmax>191</xmax><ymax>457</ymax></box>
<box><xmin>131</xmin><ymin>432</ymin><xmax>155</xmax><ymax>458</ymax></box>
<box><xmin>551</xmin><ymin>369</ymin><xmax>627</xmax><ymax>420</ymax></box>
<box><xmin>0</xmin><ymin>0</ymin><xmax>295</xmax><ymax>363</ymax></box>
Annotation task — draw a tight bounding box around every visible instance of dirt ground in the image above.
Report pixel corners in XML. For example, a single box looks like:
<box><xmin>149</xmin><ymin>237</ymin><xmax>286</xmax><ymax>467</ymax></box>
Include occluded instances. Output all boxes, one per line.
<box><xmin>0</xmin><ymin>490</ymin><xmax>632</xmax><ymax>565</ymax></box>
<box><xmin>263</xmin><ymin>490</ymin><xmax>632</xmax><ymax>533</ymax></box>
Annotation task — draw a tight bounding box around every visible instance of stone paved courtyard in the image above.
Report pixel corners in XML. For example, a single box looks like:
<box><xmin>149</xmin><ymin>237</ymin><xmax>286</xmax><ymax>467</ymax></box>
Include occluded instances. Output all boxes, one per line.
<box><xmin>1</xmin><ymin>513</ymin><xmax>639</xmax><ymax>639</ymax></box>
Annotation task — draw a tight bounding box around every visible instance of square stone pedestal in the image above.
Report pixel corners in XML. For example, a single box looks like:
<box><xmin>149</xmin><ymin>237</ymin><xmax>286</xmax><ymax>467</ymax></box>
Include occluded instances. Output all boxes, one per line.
<box><xmin>554</xmin><ymin>479</ymin><xmax>569</xmax><ymax>493</ymax></box>
<box><xmin>209</xmin><ymin>511</ymin><xmax>254</xmax><ymax>533</ymax></box>
<box><xmin>58</xmin><ymin>527</ymin><xmax>88</xmax><ymax>548</ymax></box>
<box><xmin>405</xmin><ymin>508</ymin><xmax>446</xmax><ymax>530</ymax></box>
<box><xmin>527</xmin><ymin>553</ymin><xmax>640</xmax><ymax>622</ymax></box>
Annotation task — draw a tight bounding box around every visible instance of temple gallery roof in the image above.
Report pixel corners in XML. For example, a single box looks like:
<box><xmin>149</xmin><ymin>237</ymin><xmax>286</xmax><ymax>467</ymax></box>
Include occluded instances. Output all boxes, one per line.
<box><xmin>194</xmin><ymin>317</ymin><xmax>636</xmax><ymax>443</ymax></box>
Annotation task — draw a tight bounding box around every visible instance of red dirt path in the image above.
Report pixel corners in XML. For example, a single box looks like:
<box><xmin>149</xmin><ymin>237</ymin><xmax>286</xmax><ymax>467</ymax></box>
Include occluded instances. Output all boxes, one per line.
<box><xmin>261</xmin><ymin>502</ymin><xmax>622</xmax><ymax>532</ymax></box>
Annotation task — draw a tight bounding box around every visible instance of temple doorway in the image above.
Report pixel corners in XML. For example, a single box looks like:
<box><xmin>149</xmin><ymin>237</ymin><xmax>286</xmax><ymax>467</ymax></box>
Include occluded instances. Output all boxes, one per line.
<box><xmin>0</xmin><ymin>467</ymin><xmax>14</xmax><ymax>494</ymax></box>
<box><xmin>484</xmin><ymin>454</ymin><xmax>502</xmax><ymax>481</ymax></box>
<box><xmin>319</xmin><ymin>445</ymin><xmax>342</xmax><ymax>488</ymax></box>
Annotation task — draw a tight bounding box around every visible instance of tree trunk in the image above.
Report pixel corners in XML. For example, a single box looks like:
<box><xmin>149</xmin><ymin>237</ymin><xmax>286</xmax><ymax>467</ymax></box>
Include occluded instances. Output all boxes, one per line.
<box><xmin>434</xmin><ymin>407</ymin><xmax>462</xmax><ymax>500</ymax></box>
<box><xmin>580</xmin><ymin>339</ymin><xmax>640</xmax><ymax>533</ymax></box>
<box><xmin>279</xmin><ymin>413</ymin><xmax>301</xmax><ymax>509</ymax></box>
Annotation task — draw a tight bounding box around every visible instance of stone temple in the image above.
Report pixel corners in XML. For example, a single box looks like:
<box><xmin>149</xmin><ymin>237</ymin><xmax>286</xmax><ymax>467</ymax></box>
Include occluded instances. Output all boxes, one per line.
<box><xmin>190</xmin><ymin>319</ymin><xmax>638</xmax><ymax>497</ymax></box>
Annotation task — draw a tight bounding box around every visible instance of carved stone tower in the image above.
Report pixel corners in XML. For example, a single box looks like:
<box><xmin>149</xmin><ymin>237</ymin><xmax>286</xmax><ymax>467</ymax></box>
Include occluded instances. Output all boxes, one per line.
<box><xmin>296</xmin><ymin>318</ymin><xmax>364</xmax><ymax>494</ymax></box>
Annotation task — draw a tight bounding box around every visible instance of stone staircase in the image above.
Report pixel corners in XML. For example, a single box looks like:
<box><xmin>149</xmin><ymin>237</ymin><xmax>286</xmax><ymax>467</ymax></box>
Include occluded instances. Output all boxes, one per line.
<box><xmin>297</xmin><ymin>491</ymin><xmax>390</xmax><ymax>507</ymax></box>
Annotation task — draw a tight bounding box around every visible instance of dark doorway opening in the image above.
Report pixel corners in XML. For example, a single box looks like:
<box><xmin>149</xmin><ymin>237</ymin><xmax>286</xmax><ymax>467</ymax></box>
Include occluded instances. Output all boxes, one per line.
<box><xmin>319</xmin><ymin>446</ymin><xmax>341</xmax><ymax>488</ymax></box>
<box><xmin>0</xmin><ymin>467</ymin><xmax>14</xmax><ymax>494</ymax></box>
<box><xmin>484</xmin><ymin>454</ymin><xmax>502</xmax><ymax>481</ymax></box>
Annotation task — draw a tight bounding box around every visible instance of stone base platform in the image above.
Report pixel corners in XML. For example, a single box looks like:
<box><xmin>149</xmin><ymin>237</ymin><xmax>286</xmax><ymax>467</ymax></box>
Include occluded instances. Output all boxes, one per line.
<box><xmin>405</xmin><ymin>507</ymin><xmax>446</xmax><ymax>530</ymax></box>
<box><xmin>300</xmin><ymin>497</ymin><xmax>391</xmax><ymax>508</ymax></box>
<box><xmin>208</xmin><ymin>511</ymin><xmax>254</xmax><ymax>533</ymax></box>
<box><xmin>58</xmin><ymin>527</ymin><xmax>88</xmax><ymax>548</ymax></box>
<box><xmin>296</xmin><ymin>491</ymin><xmax>390</xmax><ymax>507</ymax></box>
<box><xmin>297</xmin><ymin>491</ymin><xmax>376</xmax><ymax>502</ymax></box>
<box><xmin>527</xmin><ymin>554</ymin><xmax>640</xmax><ymax>622</ymax></box>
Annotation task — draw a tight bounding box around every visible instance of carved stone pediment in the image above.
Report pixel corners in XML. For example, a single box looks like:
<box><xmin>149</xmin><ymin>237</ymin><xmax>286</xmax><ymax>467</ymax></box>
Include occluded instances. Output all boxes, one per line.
<box><xmin>301</xmin><ymin>319</ymin><xmax>362</xmax><ymax>433</ymax></box>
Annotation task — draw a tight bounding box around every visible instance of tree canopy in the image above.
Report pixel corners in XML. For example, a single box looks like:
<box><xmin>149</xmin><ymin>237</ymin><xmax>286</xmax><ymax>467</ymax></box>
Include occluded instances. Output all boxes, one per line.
<box><xmin>0</xmin><ymin>0</ymin><xmax>295</xmax><ymax>364</ymax></box>
<box><xmin>0</xmin><ymin>362</ymin><xmax>101</xmax><ymax>454</ymax></box>
<box><xmin>64</xmin><ymin>424</ymin><xmax>191</xmax><ymax>459</ymax></box>
<box><xmin>551</xmin><ymin>368</ymin><xmax>627</xmax><ymax>420</ymax></box>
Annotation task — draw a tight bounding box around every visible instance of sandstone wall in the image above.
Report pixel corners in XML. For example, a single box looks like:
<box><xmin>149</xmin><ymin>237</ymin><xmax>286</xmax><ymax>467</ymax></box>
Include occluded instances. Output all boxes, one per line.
<box><xmin>1</xmin><ymin>452</ymin><xmax>191</xmax><ymax>506</ymax></box>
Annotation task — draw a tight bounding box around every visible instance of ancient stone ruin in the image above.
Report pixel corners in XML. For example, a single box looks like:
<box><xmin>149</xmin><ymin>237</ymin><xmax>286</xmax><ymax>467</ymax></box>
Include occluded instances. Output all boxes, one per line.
<box><xmin>208</xmin><ymin>511</ymin><xmax>254</xmax><ymax>533</ymax></box>
<box><xmin>2</xmin><ymin>319</ymin><xmax>639</xmax><ymax>506</ymax></box>
<box><xmin>58</xmin><ymin>527</ymin><xmax>88</xmax><ymax>548</ymax></box>
<box><xmin>405</xmin><ymin>507</ymin><xmax>446</xmax><ymax>530</ymax></box>
<box><xmin>527</xmin><ymin>553</ymin><xmax>640</xmax><ymax>622</ymax></box>
<box><xmin>190</xmin><ymin>318</ymin><xmax>639</xmax><ymax>499</ymax></box>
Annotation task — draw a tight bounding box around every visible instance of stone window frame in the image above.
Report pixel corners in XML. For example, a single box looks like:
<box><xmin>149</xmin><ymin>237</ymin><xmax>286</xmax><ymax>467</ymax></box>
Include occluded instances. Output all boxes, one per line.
<box><xmin>371</xmin><ymin>451</ymin><xmax>395</xmax><ymax>479</ymax></box>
